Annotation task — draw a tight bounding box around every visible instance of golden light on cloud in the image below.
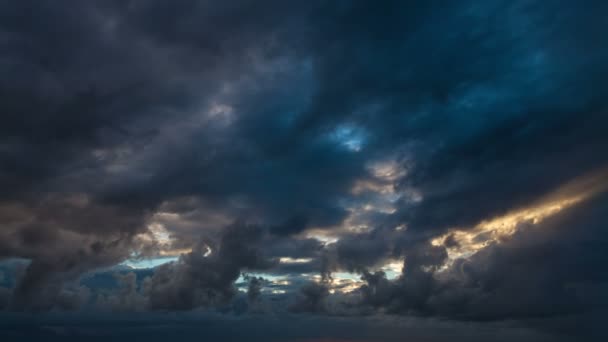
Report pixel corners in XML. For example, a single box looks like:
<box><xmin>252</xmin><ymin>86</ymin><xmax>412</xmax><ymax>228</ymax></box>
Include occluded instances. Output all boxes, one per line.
<box><xmin>135</xmin><ymin>213</ymin><xmax>196</xmax><ymax>258</ymax></box>
<box><xmin>158</xmin><ymin>248</ymin><xmax>193</xmax><ymax>257</ymax></box>
<box><xmin>431</xmin><ymin>167</ymin><xmax>608</xmax><ymax>263</ymax></box>
<box><xmin>431</xmin><ymin>195</ymin><xmax>584</xmax><ymax>261</ymax></box>
<box><xmin>381</xmin><ymin>260</ymin><xmax>404</xmax><ymax>276</ymax></box>
<box><xmin>326</xmin><ymin>277</ymin><xmax>364</xmax><ymax>294</ymax></box>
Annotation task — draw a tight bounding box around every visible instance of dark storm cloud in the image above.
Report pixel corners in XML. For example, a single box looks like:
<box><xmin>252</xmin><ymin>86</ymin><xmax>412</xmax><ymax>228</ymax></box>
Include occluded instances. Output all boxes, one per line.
<box><xmin>292</xmin><ymin>0</ymin><xmax>608</xmax><ymax>320</ymax></box>
<box><xmin>91</xmin><ymin>223</ymin><xmax>280</xmax><ymax>312</ymax></box>
<box><xmin>289</xmin><ymin>282</ymin><xmax>330</xmax><ymax>314</ymax></box>
<box><xmin>290</xmin><ymin>0</ymin><xmax>608</xmax><ymax>241</ymax></box>
<box><xmin>354</xmin><ymin>193</ymin><xmax>608</xmax><ymax>322</ymax></box>
<box><xmin>0</xmin><ymin>193</ymin><xmax>150</xmax><ymax>311</ymax></box>
<box><xmin>246</xmin><ymin>276</ymin><xmax>264</xmax><ymax>303</ymax></box>
<box><xmin>0</xmin><ymin>0</ymin><xmax>345</xmax><ymax>309</ymax></box>
<box><xmin>142</xmin><ymin>222</ymin><xmax>277</xmax><ymax>311</ymax></box>
<box><xmin>326</xmin><ymin>227</ymin><xmax>398</xmax><ymax>275</ymax></box>
<box><xmin>95</xmin><ymin>272</ymin><xmax>146</xmax><ymax>312</ymax></box>
<box><xmin>0</xmin><ymin>3</ymin><xmax>607</xmax><ymax>341</ymax></box>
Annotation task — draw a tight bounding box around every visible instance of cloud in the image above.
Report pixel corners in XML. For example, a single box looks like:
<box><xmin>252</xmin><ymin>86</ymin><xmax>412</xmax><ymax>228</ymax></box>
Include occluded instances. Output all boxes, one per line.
<box><xmin>353</xmin><ymin>192</ymin><xmax>608</xmax><ymax>322</ymax></box>
<box><xmin>246</xmin><ymin>276</ymin><xmax>264</xmax><ymax>303</ymax></box>
<box><xmin>0</xmin><ymin>2</ymin><xmax>607</xmax><ymax>340</ymax></box>
<box><xmin>290</xmin><ymin>281</ymin><xmax>330</xmax><ymax>313</ymax></box>
<box><xmin>142</xmin><ymin>222</ymin><xmax>276</xmax><ymax>310</ymax></box>
<box><xmin>96</xmin><ymin>272</ymin><xmax>146</xmax><ymax>312</ymax></box>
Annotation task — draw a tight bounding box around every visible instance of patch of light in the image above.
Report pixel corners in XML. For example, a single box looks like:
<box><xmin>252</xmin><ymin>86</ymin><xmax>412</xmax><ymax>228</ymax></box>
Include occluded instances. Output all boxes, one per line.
<box><xmin>340</xmin><ymin>158</ymin><xmax>411</xmax><ymax>234</ymax></box>
<box><xmin>394</xmin><ymin>224</ymin><xmax>407</xmax><ymax>231</ymax></box>
<box><xmin>279</xmin><ymin>257</ymin><xmax>313</xmax><ymax>264</ymax></box>
<box><xmin>333</xmin><ymin>272</ymin><xmax>362</xmax><ymax>281</ymax></box>
<box><xmin>363</xmin><ymin>203</ymin><xmax>396</xmax><ymax>214</ymax></box>
<box><xmin>311</xmin><ymin>261</ymin><xmax>404</xmax><ymax>294</ymax></box>
<box><xmin>207</xmin><ymin>102</ymin><xmax>234</xmax><ymax>126</ymax></box>
<box><xmin>273</xmin><ymin>280</ymin><xmax>291</xmax><ymax>286</ymax></box>
<box><xmin>328</xmin><ymin>280</ymin><xmax>362</xmax><ymax>294</ymax></box>
<box><xmin>121</xmin><ymin>256</ymin><xmax>178</xmax><ymax>269</ymax></box>
<box><xmin>236</xmin><ymin>273</ymin><xmax>291</xmax><ymax>284</ymax></box>
<box><xmin>380</xmin><ymin>260</ymin><xmax>403</xmax><ymax>280</ymax></box>
<box><xmin>313</xmin><ymin>272</ymin><xmax>366</xmax><ymax>294</ymax></box>
<box><xmin>148</xmin><ymin>222</ymin><xmax>172</xmax><ymax>244</ymax></box>
<box><xmin>234</xmin><ymin>273</ymin><xmax>294</xmax><ymax>294</ymax></box>
<box><xmin>330</xmin><ymin>124</ymin><xmax>366</xmax><ymax>152</ymax></box>
<box><xmin>159</xmin><ymin>248</ymin><xmax>193</xmax><ymax>257</ymax></box>
<box><xmin>135</xmin><ymin>211</ymin><xmax>196</xmax><ymax>257</ymax></box>
<box><xmin>306</xmin><ymin>232</ymin><xmax>339</xmax><ymax>245</ymax></box>
<box><xmin>367</xmin><ymin>159</ymin><xmax>407</xmax><ymax>182</ymax></box>
<box><xmin>432</xmin><ymin>194</ymin><xmax>585</xmax><ymax>263</ymax></box>
<box><xmin>432</xmin><ymin>168</ymin><xmax>608</xmax><ymax>265</ymax></box>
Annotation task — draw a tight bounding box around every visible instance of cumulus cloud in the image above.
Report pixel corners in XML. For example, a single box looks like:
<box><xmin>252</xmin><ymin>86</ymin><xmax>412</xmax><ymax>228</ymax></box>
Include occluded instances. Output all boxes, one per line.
<box><xmin>290</xmin><ymin>282</ymin><xmax>330</xmax><ymax>314</ymax></box>
<box><xmin>96</xmin><ymin>272</ymin><xmax>146</xmax><ymax>312</ymax></box>
<box><xmin>246</xmin><ymin>276</ymin><xmax>264</xmax><ymax>303</ymax></box>
<box><xmin>142</xmin><ymin>222</ymin><xmax>276</xmax><ymax>310</ymax></box>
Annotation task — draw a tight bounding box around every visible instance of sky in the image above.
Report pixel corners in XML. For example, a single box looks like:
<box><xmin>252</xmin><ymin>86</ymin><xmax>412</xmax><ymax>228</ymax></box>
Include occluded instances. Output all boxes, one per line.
<box><xmin>0</xmin><ymin>0</ymin><xmax>607</xmax><ymax>341</ymax></box>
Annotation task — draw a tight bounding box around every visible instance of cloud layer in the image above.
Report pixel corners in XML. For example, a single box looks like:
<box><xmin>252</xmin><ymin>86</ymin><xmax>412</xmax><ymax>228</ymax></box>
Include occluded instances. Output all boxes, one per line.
<box><xmin>1</xmin><ymin>0</ymin><xmax>607</xmax><ymax>340</ymax></box>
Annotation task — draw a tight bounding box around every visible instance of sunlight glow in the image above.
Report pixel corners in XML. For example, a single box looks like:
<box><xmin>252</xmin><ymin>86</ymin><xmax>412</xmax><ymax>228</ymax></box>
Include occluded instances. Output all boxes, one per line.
<box><xmin>431</xmin><ymin>168</ymin><xmax>608</xmax><ymax>263</ymax></box>
<box><xmin>279</xmin><ymin>257</ymin><xmax>314</xmax><ymax>264</ymax></box>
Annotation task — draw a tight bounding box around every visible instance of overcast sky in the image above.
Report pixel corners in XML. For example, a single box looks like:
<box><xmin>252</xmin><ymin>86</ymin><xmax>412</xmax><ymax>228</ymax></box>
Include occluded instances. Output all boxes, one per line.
<box><xmin>1</xmin><ymin>1</ymin><xmax>608</xmax><ymax>341</ymax></box>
